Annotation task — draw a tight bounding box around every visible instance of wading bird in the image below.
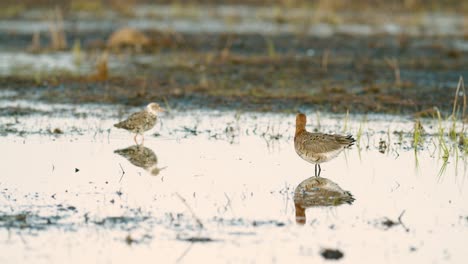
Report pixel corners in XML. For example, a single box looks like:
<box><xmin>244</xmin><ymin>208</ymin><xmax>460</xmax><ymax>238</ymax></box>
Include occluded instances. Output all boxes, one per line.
<box><xmin>294</xmin><ymin>113</ymin><xmax>355</xmax><ymax>177</ymax></box>
<box><xmin>114</xmin><ymin>102</ymin><xmax>164</xmax><ymax>144</ymax></box>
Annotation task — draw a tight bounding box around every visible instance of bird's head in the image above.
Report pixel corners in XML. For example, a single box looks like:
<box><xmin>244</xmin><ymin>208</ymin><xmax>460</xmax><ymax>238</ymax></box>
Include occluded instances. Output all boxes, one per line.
<box><xmin>296</xmin><ymin>113</ymin><xmax>307</xmax><ymax>127</ymax></box>
<box><xmin>147</xmin><ymin>102</ymin><xmax>164</xmax><ymax>115</ymax></box>
<box><xmin>295</xmin><ymin>113</ymin><xmax>307</xmax><ymax>136</ymax></box>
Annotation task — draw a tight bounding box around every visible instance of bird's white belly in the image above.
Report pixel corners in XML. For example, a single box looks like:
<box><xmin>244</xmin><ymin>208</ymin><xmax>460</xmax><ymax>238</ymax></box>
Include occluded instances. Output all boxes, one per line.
<box><xmin>296</xmin><ymin>148</ymin><xmax>344</xmax><ymax>164</ymax></box>
<box><xmin>321</xmin><ymin>148</ymin><xmax>344</xmax><ymax>162</ymax></box>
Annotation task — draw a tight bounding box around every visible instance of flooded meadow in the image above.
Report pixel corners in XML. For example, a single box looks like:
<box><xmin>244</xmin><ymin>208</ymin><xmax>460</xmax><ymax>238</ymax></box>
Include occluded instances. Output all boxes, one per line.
<box><xmin>1</xmin><ymin>101</ymin><xmax>468</xmax><ymax>263</ymax></box>
<box><xmin>1</xmin><ymin>1</ymin><xmax>468</xmax><ymax>263</ymax></box>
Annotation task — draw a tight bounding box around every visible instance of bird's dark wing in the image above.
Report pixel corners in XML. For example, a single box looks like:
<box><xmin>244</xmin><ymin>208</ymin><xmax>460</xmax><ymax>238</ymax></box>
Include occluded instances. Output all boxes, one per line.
<box><xmin>296</xmin><ymin>132</ymin><xmax>353</xmax><ymax>153</ymax></box>
<box><xmin>114</xmin><ymin>111</ymin><xmax>147</xmax><ymax>130</ymax></box>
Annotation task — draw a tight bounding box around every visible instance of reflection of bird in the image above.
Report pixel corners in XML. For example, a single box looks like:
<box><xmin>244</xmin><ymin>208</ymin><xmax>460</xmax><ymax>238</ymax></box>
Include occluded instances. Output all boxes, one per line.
<box><xmin>294</xmin><ymin>113</ymin><xmax>355</xmax><ymax>177</ymax></box>
<box><xmin>114</xmin><ymin>145</ymin><xmax>165</xmax><ymax>176</ymax></box>
<box><xmin>114</xmin><ymin>102</ymin><xmax>164</xmax><ymax>144</ymax></box>
<box><xmin>294</xmin><ymin>176</ymin><xmax>354</xmax><ymax>225</ymax></box>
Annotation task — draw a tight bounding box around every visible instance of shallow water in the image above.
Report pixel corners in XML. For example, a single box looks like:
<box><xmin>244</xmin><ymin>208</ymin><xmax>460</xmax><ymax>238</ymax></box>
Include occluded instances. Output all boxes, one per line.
<box><xmin>1</xmin><ymin>101</ymin><xmax>467</xmax><ymax>263</ymax></box>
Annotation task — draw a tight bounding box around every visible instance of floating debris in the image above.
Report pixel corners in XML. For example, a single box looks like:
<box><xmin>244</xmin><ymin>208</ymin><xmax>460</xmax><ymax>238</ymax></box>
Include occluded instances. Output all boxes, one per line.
<box><xmin>377</xmin><ymin>210</ymin><xmax>409</xmax><ymax>232</ymax></box>
<box><xmin>378</xmin><ymin>139</ymin><xmax>387</xmax><ymax>153</ymax></box>
<box><xmin>52</xmin><ymin>128</ymin><xmax>63</xmax><ymax>134</ymax></box>
<box><xmin>124</xmin><ymin>233</ymin><xmax>152</xmax><ymax>245</ymax></box>
<box><xmin>320</xmin><ymin>248</ymin><xmax>344</xmax><ymax>260</ymax></box>
<box><xmin>177</xmin><ymin>236</ymin><xmax>215</xmax><ymax>243</ymax></box>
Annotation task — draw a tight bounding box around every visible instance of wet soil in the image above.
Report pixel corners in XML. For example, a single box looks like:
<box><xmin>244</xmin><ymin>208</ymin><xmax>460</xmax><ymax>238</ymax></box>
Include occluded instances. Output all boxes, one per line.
<box><xmin>1</xmin><ymin>32</ymin><xmax>466</xmax><ymax>114</ymax></box>
<box><xmin>1</xmin><ymin>1</ymin><xmax>467</xmax><ymax>114</ymax></box>
<box><xmin>2</xmin><ymin>0</ymin><xmax>467</xmax><ymax>13</ymax></box>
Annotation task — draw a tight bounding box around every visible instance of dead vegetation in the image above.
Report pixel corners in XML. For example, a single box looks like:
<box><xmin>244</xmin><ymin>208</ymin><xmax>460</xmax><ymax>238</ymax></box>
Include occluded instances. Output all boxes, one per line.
<box><xmin>2</xmin><ymin>0</ymin><xmax>466</xmax><ymax>15</ymax></box>
<box><xmin>26</xmin><ymin>7</ymin><xmax>67</xmax><ymax>52</ymax></box>
<box><xmin>88</xmin><ymin>52</ymin><xmax>109</xmax><ymax>81</ymax></box>
<box><xmin>1</xmin><ymin>2</ymin><xmax>465</xmax><ymax>114</ymax></box>
<box><xmin>107</xmin><ymin>27</ymin><xmax>151</xmax><ymax>51</ymax></box>
<box><xmin>48</xmin><ymin>7</ymin><xmax>67</xmax><ymax>50</ymax></box>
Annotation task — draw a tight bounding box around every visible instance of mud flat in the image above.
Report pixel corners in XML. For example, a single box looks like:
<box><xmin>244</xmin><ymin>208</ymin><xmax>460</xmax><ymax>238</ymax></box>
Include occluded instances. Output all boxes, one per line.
<box><xmin>1</xmin><ymin>101</ymin><xmax>468</xmax><ymax>263</ymax></box>
<box><xmin>0</xmin><ymin>3</ymin><xmax>466</xmax><ymax>113</ymax></box>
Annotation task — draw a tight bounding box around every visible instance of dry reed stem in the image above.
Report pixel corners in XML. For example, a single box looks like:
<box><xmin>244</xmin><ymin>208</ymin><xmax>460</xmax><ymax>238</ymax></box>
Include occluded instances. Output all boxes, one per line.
<box><xmin>220</xmin><ymin>36</ymin><xmax>233</xmax><ymax>61</ymax></box>
<box><xmin>459</xmin><ymin>76</ymin><xmax>466</xmax><ymax>122</ymax></box>
<box><xmin>28</xmin><ymin>31</ymin><xmax>41</xmax><ymax>52</ymax></box>
<box><xmin>384</xmin><ymin>57</ymin><xmax>401</xmax><ymax>87</ymax></box>
<box><xmin>451</xmin><ymin>76</ymin><xmax>463</xmax><ymax>118</ymax></box>
<box><xmin>48</xmin><ymin>6</ymin><xmax>67</xmax><ymax>50</ymax></box>
<box><xmin>89</xmin><ymin>52</ymin><xmax>109</xmax><ymax>81</ymax></box>
<box><xmin>321</xmin><ymin>49</ymin><xmax>330</xmax><ymax>72</ymax></box>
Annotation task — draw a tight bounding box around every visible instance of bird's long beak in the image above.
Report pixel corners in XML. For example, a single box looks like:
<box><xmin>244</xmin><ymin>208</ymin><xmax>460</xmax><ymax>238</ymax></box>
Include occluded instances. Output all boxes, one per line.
<box><xmin>159</xmin><ymin>107</ymin><xmax>165</xmax><ymax>112</ymax></box>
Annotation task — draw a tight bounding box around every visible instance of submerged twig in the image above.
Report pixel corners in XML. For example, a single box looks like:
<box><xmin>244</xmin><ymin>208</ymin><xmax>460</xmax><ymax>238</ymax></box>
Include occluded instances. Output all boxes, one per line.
<box><xmin>176</xmin><ymin>242</ymin><xmax>195</xmax><ymax>263</ymax></box>
<box><xmin>119</xmin><ymin>163</ymin><xmax>125</xmax><ymax>182</ymax></box>
<box><xmin>175</xmin><ymin>192</ymin><xmax>204</xmax><ymax>229</ymax></box>
<box><xmin>223</xmin><ymin>192</ymin><xmax>234</xmax><ymax>216</ymax></box>
<box><xmin>397</xmin><ymin>210</ymin><xmax>409</xmax><ymax>232</ymax></box>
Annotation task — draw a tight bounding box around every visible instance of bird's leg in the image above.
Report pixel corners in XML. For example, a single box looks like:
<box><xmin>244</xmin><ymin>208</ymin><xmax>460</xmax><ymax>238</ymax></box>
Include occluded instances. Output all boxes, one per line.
<box><xmin>315</xmin><ymin>164</ymin><xmax>321</xmax><ymax>177</ymax></box>
<box><xmin>134</xmin><ymin>134</ymin><xmax>144</xmax><ymax>145</ymax></box>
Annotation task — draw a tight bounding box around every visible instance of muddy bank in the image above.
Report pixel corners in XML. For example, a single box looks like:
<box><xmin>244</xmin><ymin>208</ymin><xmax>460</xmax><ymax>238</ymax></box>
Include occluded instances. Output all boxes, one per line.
<box><xmin>0</xmin><ymin>4</ymin><xmax>466</xmax><ymax>115</ymax></box>
<box><xmin>0</xmin><ymin>31</ymin><xmax>465</xmax><ymax>115</ymax></box>
<box><xmin>0</xmin><ymin>32</ymin><xmax>465</xmax><ymax>113</ymax></box>
<box><xmin>0</xmin><ymin>74</ymin><xmax>456</xmax><ymax>114</ymax></box>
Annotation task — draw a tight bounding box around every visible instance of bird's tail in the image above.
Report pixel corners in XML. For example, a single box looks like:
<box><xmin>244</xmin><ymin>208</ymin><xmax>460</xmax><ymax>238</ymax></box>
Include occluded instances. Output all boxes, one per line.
<box><xmin>114</xmin><ymin>122</ymin><xmax>123</xmax><ymax>128</ymax></box>
<box><xmin>345</xmin><ymin>135</ymin><xmax>356</xmax><ymax>148</ymax></box>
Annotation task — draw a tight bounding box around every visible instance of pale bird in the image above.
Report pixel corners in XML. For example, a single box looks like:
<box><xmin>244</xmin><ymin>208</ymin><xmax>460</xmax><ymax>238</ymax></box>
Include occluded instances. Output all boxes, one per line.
<box><xmin>114</xmin><ymin>102</ymin><xmax>164</xmax><ymax>144</ymax></box>
<box><xmin>294</xmin><ymin>113</ymin><xmax>355</xmax><ymax>177</ymax></box>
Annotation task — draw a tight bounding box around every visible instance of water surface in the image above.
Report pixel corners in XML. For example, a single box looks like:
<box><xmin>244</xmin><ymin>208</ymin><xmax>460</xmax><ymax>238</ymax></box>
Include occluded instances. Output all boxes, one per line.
<box><xmin>1</xmin><ymin>101</ymin><xmax>467</xmax><ymax>263</ymax></box>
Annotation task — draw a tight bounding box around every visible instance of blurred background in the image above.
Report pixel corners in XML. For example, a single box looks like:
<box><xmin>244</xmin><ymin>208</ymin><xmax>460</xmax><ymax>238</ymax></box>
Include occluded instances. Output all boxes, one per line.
<box><xmin>0</xmin><ymin>0</ymin><xmax>466</xmax><ymax>113</ymax></box>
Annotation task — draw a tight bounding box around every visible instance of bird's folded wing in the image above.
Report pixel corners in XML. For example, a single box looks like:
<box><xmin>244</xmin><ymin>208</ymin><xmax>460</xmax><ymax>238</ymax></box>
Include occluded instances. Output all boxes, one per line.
<box><xmin>299</xmin><ymin>133</ymin><xmax>345</xmax><ymax>153</ymax></box>
<box><xmin>117</xmin><ymin>111</ymin><xmax>146</xmax><ymax>129</ymax></box>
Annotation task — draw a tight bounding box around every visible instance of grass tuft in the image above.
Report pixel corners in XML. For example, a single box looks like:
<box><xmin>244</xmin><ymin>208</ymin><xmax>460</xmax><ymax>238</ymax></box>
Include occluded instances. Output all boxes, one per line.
<box><xmin>413</xmin><ymin>119</ymin><xmax>423</xmax><ymax>149</ymax></box>
<box><xmin>342</xmin><ymin>109</ymin><xmax>349</xmax><ymax>133</ymax></box>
